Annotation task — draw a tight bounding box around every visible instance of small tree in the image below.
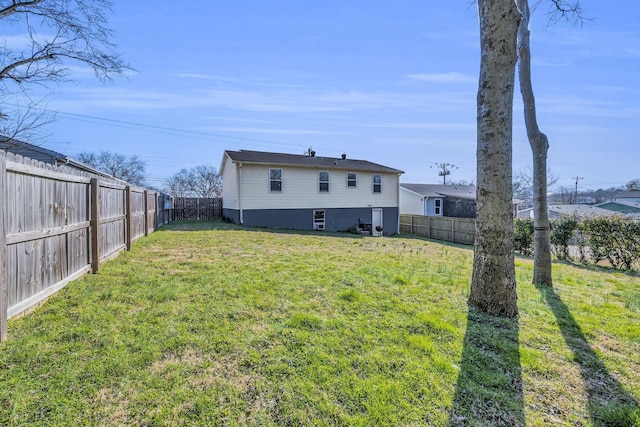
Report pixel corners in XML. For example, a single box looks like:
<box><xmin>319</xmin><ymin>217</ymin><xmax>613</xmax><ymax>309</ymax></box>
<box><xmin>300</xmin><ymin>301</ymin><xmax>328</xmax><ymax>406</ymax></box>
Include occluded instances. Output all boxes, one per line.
<box><xmin>165</xmin><ymin>165</ymin><xmax>222</xmax><ymax>198</ymax></box>
<box><xmin>76</xmin><ymin>151</ymin><xmax>146</xmax><ymax>186</ymax></box>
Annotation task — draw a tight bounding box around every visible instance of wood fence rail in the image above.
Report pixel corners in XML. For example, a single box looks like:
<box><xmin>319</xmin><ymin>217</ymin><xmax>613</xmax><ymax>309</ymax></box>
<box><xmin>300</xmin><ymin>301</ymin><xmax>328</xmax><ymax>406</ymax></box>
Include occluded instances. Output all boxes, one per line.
<box><xmin>400</xmin><ymin>214</ymin><xmax>476</xmax><ymax>246</ymax></box>
<box><xmin>0</xmin><ymin>151</ymin><xmax>172</xmax><ymax>342</ymax></box>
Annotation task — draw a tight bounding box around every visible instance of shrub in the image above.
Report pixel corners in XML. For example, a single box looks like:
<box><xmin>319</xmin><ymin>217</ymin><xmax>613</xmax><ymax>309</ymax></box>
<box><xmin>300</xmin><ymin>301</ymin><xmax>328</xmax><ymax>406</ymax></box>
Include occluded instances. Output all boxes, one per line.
<box><xmin>580</xmin><ymin>216</ymin><xmax>640</xmax><ymax>270</ymax></box>
<box><xmin>550</xmin><ymin>215</ymin><xmax>579</xmax><ymax>261</ymax></box>
<box><xmin>514</xmin><ymin>218</ymin><xmax>534</xmax><ymax>256</ymax></box>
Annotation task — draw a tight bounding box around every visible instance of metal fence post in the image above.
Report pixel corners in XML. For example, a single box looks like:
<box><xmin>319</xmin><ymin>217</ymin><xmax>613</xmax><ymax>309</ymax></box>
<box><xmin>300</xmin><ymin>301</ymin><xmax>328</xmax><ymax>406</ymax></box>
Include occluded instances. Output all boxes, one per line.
<box><xmin>125</xmin><ymin>186</ymin><xmax>132</xmax><ymax>251</ymax></box>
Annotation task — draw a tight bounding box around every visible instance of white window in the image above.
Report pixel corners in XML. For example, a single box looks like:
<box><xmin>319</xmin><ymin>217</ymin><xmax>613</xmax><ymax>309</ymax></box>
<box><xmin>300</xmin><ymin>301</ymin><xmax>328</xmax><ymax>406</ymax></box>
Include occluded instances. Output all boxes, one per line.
<box><xmin>347</xmin><ymin>172</ymin><xmax>357</xmax><ymax>188</ymax></box>
<box><xmin>373</xmin><ymin>174</ymin><xmax>382</xmax><ymax>193</ymax></box>
<box><xmin>270</xmin><ymin>168</ymin><xmax>282</xmax><ymax>192</ymax></box>
<box><xmin>434</xmin><ymin>198</ymin><xmax>442</xmax><ymax>215</ymax></box>
<box><xmin>319</xmin><ymin>171</ymin><xmax>330</xmax><ymax>192</ymax></box>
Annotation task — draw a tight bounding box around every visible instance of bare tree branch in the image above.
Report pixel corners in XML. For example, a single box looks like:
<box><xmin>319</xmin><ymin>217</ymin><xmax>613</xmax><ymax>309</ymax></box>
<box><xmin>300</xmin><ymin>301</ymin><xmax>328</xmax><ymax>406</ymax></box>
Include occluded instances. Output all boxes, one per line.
<box><xmin>1</xmin><ymin>0</ymin><xmax>132</xmax><ymax>138</ymax></box>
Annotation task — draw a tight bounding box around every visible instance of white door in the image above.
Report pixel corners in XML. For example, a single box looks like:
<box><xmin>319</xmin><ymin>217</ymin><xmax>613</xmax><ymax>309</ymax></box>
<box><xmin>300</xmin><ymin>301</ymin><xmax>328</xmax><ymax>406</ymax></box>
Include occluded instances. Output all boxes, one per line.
<box><xmin>372</xmin><ymin>208</ymin><xmax>383</xmax><ymax>236</ymax></box>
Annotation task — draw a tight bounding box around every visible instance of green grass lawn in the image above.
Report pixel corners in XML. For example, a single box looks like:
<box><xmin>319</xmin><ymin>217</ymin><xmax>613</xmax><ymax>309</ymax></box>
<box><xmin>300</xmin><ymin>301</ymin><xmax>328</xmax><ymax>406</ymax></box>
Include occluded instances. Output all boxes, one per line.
<box><xmin>1</xmin><ymin>220</ymin><xmax>639</xmax><ymax>426</ymax></box>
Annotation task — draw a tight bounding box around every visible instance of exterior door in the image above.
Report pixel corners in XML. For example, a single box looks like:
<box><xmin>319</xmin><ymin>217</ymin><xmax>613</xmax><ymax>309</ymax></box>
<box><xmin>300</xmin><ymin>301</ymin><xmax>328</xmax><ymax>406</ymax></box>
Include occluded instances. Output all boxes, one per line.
<box><xmin>372</xmin><ymin>208</ymin><xmax>383</xmax><ymax>236</ymax></box>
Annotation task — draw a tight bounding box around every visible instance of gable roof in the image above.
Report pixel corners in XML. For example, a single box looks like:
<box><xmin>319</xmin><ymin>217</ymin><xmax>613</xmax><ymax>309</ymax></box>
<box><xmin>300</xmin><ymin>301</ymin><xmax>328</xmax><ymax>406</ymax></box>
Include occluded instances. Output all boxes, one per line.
<box><xmin>222</xmin><ymin>150</ymin><xmax>403</xmax><ymax>174</ymax></box>
<box><xmin>400</xmin><ymin>183</ymin><xmax>476</xmax><ymax>200</ymax></box>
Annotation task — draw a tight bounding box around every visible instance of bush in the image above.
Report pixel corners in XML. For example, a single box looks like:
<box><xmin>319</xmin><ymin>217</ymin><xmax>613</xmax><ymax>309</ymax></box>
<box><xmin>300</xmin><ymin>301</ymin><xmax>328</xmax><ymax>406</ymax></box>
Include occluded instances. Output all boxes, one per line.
<box><xmin>550</xmin><ymin>215</ymin><xmax>579</xmax><ymax>261</ymax></box>
<box><xmin>514</xmin><ymin>218</ymin><xmax>534</xmax><ymax>256</ymax></box>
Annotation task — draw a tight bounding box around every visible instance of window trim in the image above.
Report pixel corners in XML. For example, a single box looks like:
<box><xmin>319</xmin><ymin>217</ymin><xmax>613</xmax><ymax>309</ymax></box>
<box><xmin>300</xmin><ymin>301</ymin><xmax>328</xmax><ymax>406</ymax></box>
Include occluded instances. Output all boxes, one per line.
<box><xmin>434</xmin><ymin>198</ymin><xmax>442</xmax><ymax>216</ymax></box>
<box><xmin>373</xmin><ymin>174</ymin><xmax>382</xmax><ymax>193</ymax></box>
<box><xmin>347</xmin><ymin>172</ymin><xmax>357</xmax><ymax>188</ymax></box>
<box><xmin>269</xmin><ymin>168</ymin><xmax>283</xmax><ymax>192</ymax></box>
<box><xmin>318</xmin><ymin>170</ymin><xmax>330</xmax><ymax>193</ymax></box>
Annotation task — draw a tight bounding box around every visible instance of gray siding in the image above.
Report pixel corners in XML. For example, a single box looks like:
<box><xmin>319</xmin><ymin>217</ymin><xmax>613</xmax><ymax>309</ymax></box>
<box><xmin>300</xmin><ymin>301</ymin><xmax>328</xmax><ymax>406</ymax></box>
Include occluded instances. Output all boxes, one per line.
<box><xmin>224</xmin><ymin>207</ymin><xmax>399</xmax><ymax>235</ymax></box>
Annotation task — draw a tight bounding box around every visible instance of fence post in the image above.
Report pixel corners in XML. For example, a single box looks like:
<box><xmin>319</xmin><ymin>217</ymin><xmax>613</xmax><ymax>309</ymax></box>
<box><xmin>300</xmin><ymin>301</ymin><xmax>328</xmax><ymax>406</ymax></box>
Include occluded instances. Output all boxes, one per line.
<box><xmin>427</xmin><ymin>216</ymin><xmax>431</xmax><ymax>238</ymax></box>
<box><xmin>0</xmin><ymin>152</ymin><xmax>7</xmax><ymax>342</ymax></box>
<box><xmin>90</xmin><ymin>178</ymin><xmax>100</xmax><ymax>274</ymax></box>
<box><xmin>410</xmin><ymin>215</ymin><xmax>414</xmax><ymax>234</ymax></box>
<box><xmin>451</xmin><ymin>218</ymin><xmax>456</xmax><ymax>243</ymax></box>
<box><xmin>144</xmin><ymin>190</ymin><xmax>149</xmax><ymax>236</ymax></box>
<box><xmin>125</xmin><ymin>186</ymin><xmax>132</xmax><ymax>251</ymax></box>
<box><xmin>154</xmin><ymin>192</ymin><xmax>159</xmax><ymax>231</ymax></box>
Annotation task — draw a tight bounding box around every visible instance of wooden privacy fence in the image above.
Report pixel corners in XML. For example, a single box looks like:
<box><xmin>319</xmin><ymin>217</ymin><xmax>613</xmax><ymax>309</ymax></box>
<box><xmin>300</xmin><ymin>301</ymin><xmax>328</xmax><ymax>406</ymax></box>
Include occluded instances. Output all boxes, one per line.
<box><xmin>171</xmin><ymin>197</ymin><xmax>222</xmax><ymax>221</ymax></box>
<box><xmin>400</xmin><ymin>214</ymin><xmax>476</xmax><ymax>246</ymax></box>
<box><xmin>0</xmin><ymin>151</ymin><xmax>172</xmax><ymax>342</ymax></box>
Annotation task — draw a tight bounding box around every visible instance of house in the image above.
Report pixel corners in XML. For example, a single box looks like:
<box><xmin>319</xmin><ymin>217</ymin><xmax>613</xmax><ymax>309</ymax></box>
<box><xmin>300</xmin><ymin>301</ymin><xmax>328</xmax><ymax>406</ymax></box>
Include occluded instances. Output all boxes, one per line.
<box><xmin>220</xmin><ymin>150</ymin><xmax>404</xmax><ymax>235</ymax></box>
<box><xmin>400</xmin><ymin>184</ymin><xmax>477</xmax><ymax>218</ymax></box>
<box><xmin>0</xmin><ymin>137</ymin><xmax>126</xmax><ymax>182</ymax></box>
<box><xmin>595</xmin><ymin>201</ymin><xmax>640</xmax><ymax>218</ymax></box>
<box><xmin>614</xmin><ymin>190</ymin><xmax>640</xmax><ymax>204</ymax></box>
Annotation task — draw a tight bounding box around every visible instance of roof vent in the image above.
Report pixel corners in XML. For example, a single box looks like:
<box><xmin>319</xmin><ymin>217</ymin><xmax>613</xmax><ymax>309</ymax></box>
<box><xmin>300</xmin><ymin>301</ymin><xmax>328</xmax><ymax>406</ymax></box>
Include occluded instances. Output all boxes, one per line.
<box><xmin>341</xmin><ymin>153</ymin><xmax>347</xmax><ymax>160</ymax></box>
<box><xmin>306</xmin><ymin>148</ymin><xmax>316</xmax><ymax>157</ymax></box>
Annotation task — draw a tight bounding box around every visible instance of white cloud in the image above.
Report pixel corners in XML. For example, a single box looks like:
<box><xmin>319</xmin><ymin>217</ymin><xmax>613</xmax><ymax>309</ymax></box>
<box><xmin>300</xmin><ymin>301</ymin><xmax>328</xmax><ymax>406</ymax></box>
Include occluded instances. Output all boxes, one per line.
<box><xmin>406</xmin><ymin>72</ymin><xmax>476</xmax><ymax>84</ymax></box>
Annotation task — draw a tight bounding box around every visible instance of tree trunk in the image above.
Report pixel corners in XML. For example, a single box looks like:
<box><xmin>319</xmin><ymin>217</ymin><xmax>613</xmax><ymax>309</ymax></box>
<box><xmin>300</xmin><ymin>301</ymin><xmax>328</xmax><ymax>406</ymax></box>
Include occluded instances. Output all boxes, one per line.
<box><xmin>469</xmin><ymin>0</ymin><xmax>520</xmax><ymax>318</ymax></box>
<box><xmin>517</xmin><ymin>0</ymin><xmax>553</xmax><ymax>286</ymax></box>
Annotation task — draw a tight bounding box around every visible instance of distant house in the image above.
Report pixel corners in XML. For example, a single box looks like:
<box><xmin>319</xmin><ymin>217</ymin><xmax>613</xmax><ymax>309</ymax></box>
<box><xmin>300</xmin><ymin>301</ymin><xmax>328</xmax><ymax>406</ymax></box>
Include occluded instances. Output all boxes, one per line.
<box><xmin>400</xmin><ymin>184</ymin><xmax>477</xmax><ymax>218</ymax></box>
<box><xmin>614</xmin><ymin>190</ymin><xmax>640</xmax><ymax>204</ymax></box>
<box><xmin>0</xmin><ymin>137</ymin><xmax>125</xmax><ymax>182</ymax></box>
<box><xmin>517</xmin><ymin>204</ymin><xmax>619</xmax><ymax>219</ymax></box>
<box><xmin>596</xmin><ymin>201</ymin><xmax>640</xmax><ymax>218</ymax></box>
<box><xmin>220</xmin><ymin>150</ymin><xmax>404</xmax><ymax>235</ymax></box>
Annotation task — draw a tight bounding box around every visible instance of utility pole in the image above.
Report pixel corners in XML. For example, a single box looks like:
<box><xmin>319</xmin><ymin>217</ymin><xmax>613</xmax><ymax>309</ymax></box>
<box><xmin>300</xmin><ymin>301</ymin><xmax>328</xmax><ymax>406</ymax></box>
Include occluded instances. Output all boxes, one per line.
<box><xmin>432</xmin><ymin>162</ymin><xmax>457</xmax><ymax>185</ymax></box>
<box><xmin>572</xmin><ymin>176</ymin><xmax>584</xmax><ymax>203</ymax></box>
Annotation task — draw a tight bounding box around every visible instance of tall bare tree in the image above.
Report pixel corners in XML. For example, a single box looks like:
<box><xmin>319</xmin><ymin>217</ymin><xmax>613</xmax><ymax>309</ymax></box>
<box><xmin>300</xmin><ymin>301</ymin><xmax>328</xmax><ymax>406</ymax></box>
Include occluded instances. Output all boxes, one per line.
<box><xmin>77</xmin><ymin>151</ymin><xmax>146</xmax><ymax>186</ymax></box>
<box><xmin>516</xmin><ymin>0</ymin><xmax>583</xmax><ymax>286</ymax></box>
<box><xmin>469</xmin><ymin>0</ymin><xmax>520</xmax><ymax>318</ymax></box>
<box><xmin>165</xmin><ymin>165</ymin><xmax>222</xmax><ymax>198</ymax></box>
<box><xmin>0</xmin><ymin>0</ymin><xmax>130</xmax><ymax>138</ymax></box>
<box><xmin>516</xmin><ymin>0</ymin><xmax>553</xmax><ymax>286</ymax></box>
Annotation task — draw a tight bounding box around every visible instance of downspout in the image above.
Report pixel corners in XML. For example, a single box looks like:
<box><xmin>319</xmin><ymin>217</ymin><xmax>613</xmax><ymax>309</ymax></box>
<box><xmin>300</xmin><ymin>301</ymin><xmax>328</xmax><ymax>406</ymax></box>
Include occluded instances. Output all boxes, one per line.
<box><xmin>237</xmin><ymin>163</ymin><xmax>243</xmax><ymax>224</ymax></box>
<box><xmin>396</xmin><ymin>173</ymin><xmax>401</xmax><ymax>234</ymax></box>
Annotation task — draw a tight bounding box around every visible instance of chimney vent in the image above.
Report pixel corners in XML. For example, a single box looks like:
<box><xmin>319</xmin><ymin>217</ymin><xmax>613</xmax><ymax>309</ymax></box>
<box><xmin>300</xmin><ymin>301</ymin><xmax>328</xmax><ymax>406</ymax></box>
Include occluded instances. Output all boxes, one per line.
<box><xmin>310</xmin><ymin>150</ymin><xmax>316</xmax><ymax>157</ymax></box>
<box><xmin>341</xmin><ymin>153</ymin><xmax>347</xmax><ymax>160</ymax></box>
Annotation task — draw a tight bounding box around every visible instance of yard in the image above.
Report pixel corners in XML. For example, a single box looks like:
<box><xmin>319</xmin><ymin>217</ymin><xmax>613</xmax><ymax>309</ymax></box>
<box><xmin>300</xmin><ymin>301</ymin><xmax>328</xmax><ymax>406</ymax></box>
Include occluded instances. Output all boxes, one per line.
<box><xmin>1</xmin><ymin>220</ymin><xmax>639</xmax><ymax>426</ymax></box>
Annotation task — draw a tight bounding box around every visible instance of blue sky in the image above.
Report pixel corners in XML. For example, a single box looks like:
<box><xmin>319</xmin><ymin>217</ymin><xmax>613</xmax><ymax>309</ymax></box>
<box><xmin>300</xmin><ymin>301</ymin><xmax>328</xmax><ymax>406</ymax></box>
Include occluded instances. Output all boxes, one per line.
<box><xmin>17</xmin><ymin>1</ymin><xmax>640</xmax><ymax>191</ymax></box>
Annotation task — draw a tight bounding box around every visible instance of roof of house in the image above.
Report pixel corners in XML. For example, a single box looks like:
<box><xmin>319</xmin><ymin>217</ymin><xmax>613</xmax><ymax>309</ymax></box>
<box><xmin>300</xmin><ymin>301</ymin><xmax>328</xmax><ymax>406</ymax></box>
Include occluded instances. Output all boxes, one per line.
<box><xmin>548</xmin><ymin>204</ymin><xmax>619</xmax><ymax>218</ymax></box>
<box><xmin>615</xmin><ymin>190</ymin><xmax>640</xmax><ymax>200</ymax></box>
<box><xmin>1</xmin><ymin>137</ymin><xmax>126</xmax><ymax>182</ymax></box>
<box><xmin>0</xmin><ymin>137</ymin><xmax>67</xmax><ymax>164</ymax></box>
<box><xmin>400</xmin><ymin>183</ymin><xmax>476</xmax><ymax>200</ymax></box>
<box><xmin>222</xmin><ymin>150</ymin><xmax>403</xmax><ymax>174</ymax></box>
<box><xmin>596</xmin><ymin>201</ymin><xmax>640</xmax><ymax>214</ymax></box>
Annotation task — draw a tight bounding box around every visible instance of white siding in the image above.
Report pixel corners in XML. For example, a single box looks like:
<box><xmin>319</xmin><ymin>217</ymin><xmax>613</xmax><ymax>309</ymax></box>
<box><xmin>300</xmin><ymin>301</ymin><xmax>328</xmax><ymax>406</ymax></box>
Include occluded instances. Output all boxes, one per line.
<box><xmin>221</xmin><ymin>156</ymin><xmax>239</xmax><ymax>209</ymax></box>
<box><xmin>399</xmin><ymin>187</ymin><xmax>425</xmax><ymax>215</ymax></box>
<box><xmin>240</xmin><ymin>165</ymin><xmax>399</xmax><ymax>210</ymax></box>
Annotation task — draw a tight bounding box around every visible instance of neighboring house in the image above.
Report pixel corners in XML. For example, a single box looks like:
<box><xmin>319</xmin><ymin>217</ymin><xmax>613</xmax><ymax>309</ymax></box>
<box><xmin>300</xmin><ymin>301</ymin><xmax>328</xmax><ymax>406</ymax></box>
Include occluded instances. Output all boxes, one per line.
<box><xmin>220</xmin><ymin>150</ymin><xmax>404</xmax><ymax>235</ymax></box>
<box><xmin>596</xmin><ymin>201</ymin><xmax>640</xmax><ymax>218</ymax></box>
<box><xmin>517</xmin><ymin>204</ymin><xmax>619</xmax><ymax>219</ymax></box>
<box><xmin>400</xmin><ymin>184</ymin><xmax>477</xmax><ymax>218</ymax></box>
<box><xmin>614</xmin><ymin>190</ymin><xmax>640</xmax><ymax>204</ymax></box>
<box><xmin>0</xmin><ymin>137</ymin><xmax>126</xmax><ymax>182</ymax></box>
